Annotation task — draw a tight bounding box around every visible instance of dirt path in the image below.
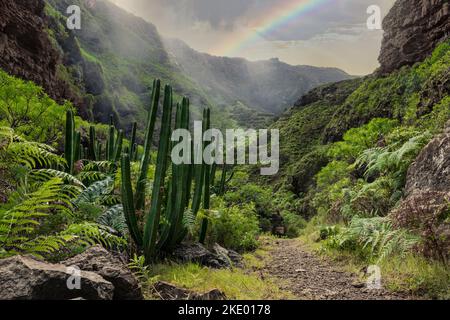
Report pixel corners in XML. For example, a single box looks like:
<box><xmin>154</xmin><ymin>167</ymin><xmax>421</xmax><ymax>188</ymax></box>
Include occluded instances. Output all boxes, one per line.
<box><xmin>261</xmin><ymin>238</ymin><xmax>414</xmax><ymax>300</ymax></box>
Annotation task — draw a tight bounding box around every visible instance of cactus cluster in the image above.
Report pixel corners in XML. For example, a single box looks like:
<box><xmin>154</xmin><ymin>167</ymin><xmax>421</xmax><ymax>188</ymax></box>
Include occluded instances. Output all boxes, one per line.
<box><xmin>120</xmin><ymin>80</ymin><xmax>215</xmax><ymax>262</ymax></box>
<box><xmin>65</xmin><ymin>79</ymin><xmax>224</xmax><ymax>263</ymax></box>
<box><xmin>64</xmin><ymin>110</ymin><xmax>81</xmax><ymax>174</ymax></box>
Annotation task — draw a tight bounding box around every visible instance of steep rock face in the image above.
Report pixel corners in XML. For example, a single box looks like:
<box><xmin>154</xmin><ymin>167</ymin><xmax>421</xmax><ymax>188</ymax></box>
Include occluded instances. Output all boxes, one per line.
<box><xmin>0</xmin><ymin>0</ymin><xmax>74</xmax><ymax>104</ymax></box>
<box><xmin>405</xmin><ymin>122</ymin><xmax>450</xmax><ymax>195</ymax></box>
<box><xmin>379</xmin><ymin>0</ymin><xmax>450</xmax><ymax>74</ymax></box>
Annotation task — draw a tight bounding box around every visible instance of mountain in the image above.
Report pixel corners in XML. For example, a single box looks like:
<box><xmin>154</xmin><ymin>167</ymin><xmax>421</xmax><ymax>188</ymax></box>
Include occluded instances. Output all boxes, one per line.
<box><xmin>270</xmin><ymin>0</ymin><xmax>449</xmax><ymax>206</ymax></box>
<box><xmin>0</xmin><ymin>0</ymin><xmax>351</xmax><ymax>131</ymax></box>
<box><xmin>165</xmin><ymin>38</ymin><xmax>352</xmax><ymax>127</ymax></box>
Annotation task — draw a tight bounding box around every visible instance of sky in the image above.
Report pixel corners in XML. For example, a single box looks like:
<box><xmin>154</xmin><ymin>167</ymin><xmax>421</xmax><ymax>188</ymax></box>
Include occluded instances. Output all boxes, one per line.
<box><xmin>109</xmin><ymin>0</ymin><xmax>396</xmax><ymax>75</ymax></box>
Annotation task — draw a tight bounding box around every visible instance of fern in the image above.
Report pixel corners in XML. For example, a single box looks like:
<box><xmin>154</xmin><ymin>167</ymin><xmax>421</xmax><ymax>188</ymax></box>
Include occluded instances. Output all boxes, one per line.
<box><xmin>0</xmin><ymin>178</ymin><xmax>76</xmax><ymax>258</ymax></box>
<box><xmin>97</xmin><ymin>205</ymin><xmax>128</xmax><ymax>235</ymax></box>
<box><xmin>182</xmin><ymin>208</ymin><xmax>196</xmax><ymax>235</ymax></box>
<box><xmin>357</xmin><ymin>131</ymin><xmax>432</xmax><ymax>180</ymax></box>
<box><xmin>31</xmin><ymin>169</ymin><xmax>85</xmax><ymax>188</ymax></box>
<box><xmin>0</xmin><ymin>127</ymin><xmax>65</xmax><ymax>169</ymax></box>
<box><xmin>62</xmin><ymin>222</ymin><xmax>126</xmax><ymax>248</ymax></box>
<box><xmin>330</xmin><ymin>217</ymin><xmax>420</xmax><ymax>263</ymax></box>
<box><xmin>74</xmin><ymin>176</ymin><xmax>114</xmax><ymax>206</ymax></box>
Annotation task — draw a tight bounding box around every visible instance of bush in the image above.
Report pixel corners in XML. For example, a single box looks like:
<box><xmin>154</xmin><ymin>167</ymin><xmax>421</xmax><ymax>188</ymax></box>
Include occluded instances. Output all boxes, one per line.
<box><xmin>205</xmin><ymin>202</ymin><xmax>260</xmax><ymax>252</ymax></box>
<box><xmin>281</xmin><ymin>210</ymin><xmax>306</xmax><ymax>238</ymax></box>
<box><xmin>323</xmin><ymin>217</ymin><xmax>420</xmax><ymax>263</ymax></box>
<box><xmin>224</xmin><ymin>183</ymin><xmax>273</xmax><ymax>229</ymax></box>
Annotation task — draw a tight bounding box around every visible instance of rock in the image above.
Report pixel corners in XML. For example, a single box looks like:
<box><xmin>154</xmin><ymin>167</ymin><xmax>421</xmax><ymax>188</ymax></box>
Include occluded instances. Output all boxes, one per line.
<box><xmin>211</xmin><ymin>243</ymin><xmax>244</xmax><ymax>268</ymax></box>
<box><xmin>0</xmin><ymin>0</ymin><xmax>79</xmax><ymax>106</ymax></box>
<box><xmin>390</xmin><ymin>123</ymin><xmax>450</xmax><ymax>262</ymax></box>
<box><xmin>295</xmin><ymin>269</ymin><xmax>307</xmax><ymax>273</ymax></box>
<box><xmin>62</xmin><ymin>246</ymin><xmax>143</xmax><ymax>300</ymax></box>
<box><xmin>172</xmin><ymin>242</ymin><xmax>243</xmax><ymax>269</ymax></box>
<box><xmin>152</xmin><ymin>281</ymin><xmax>226</xmax><ymax>300</ymax></box>
<box><xmin>405</xmin><ymin>123</ymin><xmax>450</xmax><ymax>195</ymax></box>
<box><xmin>0</xmin><ymin>256</ymin><xmax>114</xmax><ymax>300</ymax></box>
<box><xmin>378</xmin><ymin>0</ymin><xmax>450</xmax><ymax>74</ymax></box>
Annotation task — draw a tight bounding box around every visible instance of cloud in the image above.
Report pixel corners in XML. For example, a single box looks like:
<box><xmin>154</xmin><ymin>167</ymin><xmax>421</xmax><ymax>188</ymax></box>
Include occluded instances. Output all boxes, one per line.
<box><xmin>109</xmin><ymin>0</ymin><xmax>396</xmax><ymax>74</ymax></box>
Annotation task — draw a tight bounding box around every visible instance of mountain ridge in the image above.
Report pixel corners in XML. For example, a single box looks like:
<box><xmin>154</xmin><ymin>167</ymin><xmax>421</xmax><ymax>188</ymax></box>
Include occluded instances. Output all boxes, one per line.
<box><xmin>0</xmin><ymin>0</ymin><xmax>352</xmax><ymax>130</ymax></box>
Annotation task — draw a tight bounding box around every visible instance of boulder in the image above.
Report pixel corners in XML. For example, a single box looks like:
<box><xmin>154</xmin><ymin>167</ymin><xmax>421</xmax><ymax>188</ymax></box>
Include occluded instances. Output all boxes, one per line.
<box><xmin>405</xmin><ymin>123</ymin><xmax>450</xmax><ymax>195</ymax></box>
<box><xmin>172</xmin><ymin>243</ymin><xmax>243</xmax><ymax>269</ymax></box>
<box><xmin>0</xmin><ymin>256</ymin><xmax>114</xmax><ymax>300</ymax></box>
<box><xmin>152</xmin><ymin>281</ymin><xmax>226</xmax><ymax>300</ymax></box>
<box><xmin>211</xmin><ymin>243</ymin><xmax>244</xmax><ymax>268</ymax></box>
<box><xmin>378</xmin><ymin>0</ymin><xmax>450</xmax><ymax>74</ymax></box>
<box><xmin>391</xmin><ymin>123</ymin><xmax>450</xmax><ymax>263</ymax></box>
<box><xmin>62</xmin><ymin>246</ymin><xmax>143</xmax><ymax>300</ymax></box>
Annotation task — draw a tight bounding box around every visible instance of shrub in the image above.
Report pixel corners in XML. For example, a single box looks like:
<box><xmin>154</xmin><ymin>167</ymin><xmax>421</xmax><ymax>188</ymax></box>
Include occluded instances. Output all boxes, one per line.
<box><xmin>205</xmin><ymin>203</ymin><xmax>260</xmax><ymax>252</ymax></box>
<box><xmin>224</xmin><ymin>183</ymin><xmax>273</xmax><ymax>229</ymax></box>
<box><xmin>324</xmin><ymin>217</ymin><xmax>420</xmax><ymax>263</ymax></box>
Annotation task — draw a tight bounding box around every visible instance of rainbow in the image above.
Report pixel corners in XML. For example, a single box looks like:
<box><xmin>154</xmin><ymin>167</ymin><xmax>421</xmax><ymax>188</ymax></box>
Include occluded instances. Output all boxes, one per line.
<box><xmin>214</xmin><ymin>0</ymin><xmax>333</xmax><ymax>56</ymax></box>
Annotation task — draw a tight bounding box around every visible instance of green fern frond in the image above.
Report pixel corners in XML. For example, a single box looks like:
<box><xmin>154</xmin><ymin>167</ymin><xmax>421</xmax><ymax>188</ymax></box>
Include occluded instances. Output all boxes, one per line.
<box><xmin>31</xmin><ymin>169</ymin><xmax>85</xmax><ymax>188</ymax></box>
<box><xmin>74</xmin><ymin>177</ymin><xmax>114</xmax><ymax>206</ymax></box>
<box><xmin>97</xmin><ymin>205</ymin><xmax>128</xmax><ymax>235</ymax></box>
<box><xmin>62</xmin><ymin>222</ymin><xmax>126</xmax><ymax>248</ymax></box>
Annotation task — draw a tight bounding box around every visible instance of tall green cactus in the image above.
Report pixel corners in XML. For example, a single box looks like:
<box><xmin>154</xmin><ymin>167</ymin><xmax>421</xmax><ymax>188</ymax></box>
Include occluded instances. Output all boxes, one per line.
<box><xmin>107</xmin><ymin>125</ymin><xmax>115</xmax><ymax>161</ymax></box>
<box><xmin>199</xmin><ymin>109</ymin><xmax>211</xmax><ymax>244</ymax></box>
<box><xmin>64</xmin><ymin>110</ymin><xmax>80</xmax><ymax>174</ymax></box>
<box><xmin>143</xmin><ymin>84</ymin><xmax>173</xmax><ymax>261</ymax></box>
<box><xmin>114</xmin><ymin>129</ymin><xmax>124</xmax><ymax>163</ymax></box>
<box><xmin>191</xmin><ymin>110</ymin><xmax>207</xmax><ymax>216</ymax></box>
<box><xmin>118</xmin><ymin>80</ymin><xmax>215</xmax><ymax>262</ymax></box>
<box><xmin>120</xmin><ymin>153</ymin><xmax>143</xmax><ymax>246</ymax></box>
<box><xmin>130</xmin><ymin>122</ymin><xmax>138</xmax><ymax>161</ymax></box>
<box><xmin>89</xmin><ymin>126</ymin><xmax>97</xmax><ymax>161</ymax></box>
<box><xmin>135</xmin><ymin>79</ymin><xmax>161</xmax><ymax>211</ymax></box>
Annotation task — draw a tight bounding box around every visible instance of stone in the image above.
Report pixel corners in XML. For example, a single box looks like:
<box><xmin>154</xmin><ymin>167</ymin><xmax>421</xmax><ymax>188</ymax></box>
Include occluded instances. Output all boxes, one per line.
<box><xmin>211</xmin><ymin>243</ymin><xmax>244</xmax><ymax>268</ymax></box>
<box><xmin>0</xmin><ymin>256</ymin><xmax>114</xmax><ymax>300</ymax></box>
<box><xmin>62</xmin><ymin>246</ymin><xmax>143</xmax><ymax>300</ymax></box>
<box><xmin>152</xmin><ymin>281</ymin><xmax>226</xmax><ymax>300</ymax></box>
<box><xmin>0</xmin><ymin>0</ymin><xmax>79</xmax><ymax>106</ymax></box>
<box><xmin>378</xmin><ymin>0</ymin><xmax>450</xmax><ymax>74</ymax></box>
<box><xmin>172</xmin><ymin>242</ymin><xmax>244</xmax><ymax>269</ymax></box>
<box><xmin>405</xmin><ymin>123</ymin><xmax>450</xmax><ymax>195</ymax></box>
<box><xmin>390</xmin><ymin>123</ymin><xmax>450</xmax><ymax>262</ymax></box>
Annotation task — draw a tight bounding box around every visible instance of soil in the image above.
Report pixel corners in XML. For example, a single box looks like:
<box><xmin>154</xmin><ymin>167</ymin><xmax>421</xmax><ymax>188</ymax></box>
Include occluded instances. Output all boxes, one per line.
<box><xmin>261</xmin><ymin>238</ymin><xmax>417</xmax><ymax>300</ymax></box>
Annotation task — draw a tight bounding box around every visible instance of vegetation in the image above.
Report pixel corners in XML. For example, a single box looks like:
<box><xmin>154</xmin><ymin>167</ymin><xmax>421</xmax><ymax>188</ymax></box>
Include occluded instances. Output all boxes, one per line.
<box><xmin>266</xmin><ymin>41</ymin><xmax>450</xmax><ymax>299</ymax></box>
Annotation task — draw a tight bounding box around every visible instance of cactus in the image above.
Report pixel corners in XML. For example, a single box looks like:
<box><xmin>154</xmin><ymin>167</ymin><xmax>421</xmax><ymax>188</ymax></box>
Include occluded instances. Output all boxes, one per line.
<box><xmin>107</xmin><ymin>125</ymin><xmax>115</xmax><ymax>161</ymax></box>
<box><xmin>113</xmin><ymin>129</ymin><xmax>124</xmax><ymax>163</ymax></box>
<box><xmin>143</xmin><ymin>84</ymin><xmax>173</xmax><ymax>261</ymax></box>
<box><xmin>130</xmin><ymin>122</ymin><xmax>137</xmax><ymax>161</ymax></box>
<box><xmin>191</xmin><ymin>110</ymin><xmax>207</xmax><ymax>216</ymax></box>
<box><xmin>120</xmin><ymin>153</ymin><xmax>143</xmax><ymax>246</ymax></box>
<box><xmin>135</xmin><ymin>79</ymin><xmax>161</xmax><ymax>211</ymax></box>
<box><xmin>64</xmin><ymin>110</ymin><xmax>82</xmax><ymax>174</ymax></box>
<box><xmin>89</xmin><ymin>126</ymin><xmax>97</xmax><ymax>161</ymax></box>
<box><xmin>199</xmin><ymin>108</ymin><xmax>211</xmax><ymax>244</ymax></box>
<box><xmin>117</xmin><ymin>80</ymin><xmax>216</xmax><ymax>262</ymax></box>
<box><xmin>97</xmin><ymin>142</ymin><xmax>103</xmax><ymax>161</ymax></box>
<box><xmin>159</xmin><ymin>98</ymin><xmax>191</xmax><ymax>248</ymax></box>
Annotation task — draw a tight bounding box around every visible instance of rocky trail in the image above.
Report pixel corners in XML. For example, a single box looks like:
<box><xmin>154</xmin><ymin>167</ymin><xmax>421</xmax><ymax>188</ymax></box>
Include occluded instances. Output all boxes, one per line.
<box><xmin>261</xmin><ymin>239</ymin><xmax>415</xmax><ymax>300</ymax></box>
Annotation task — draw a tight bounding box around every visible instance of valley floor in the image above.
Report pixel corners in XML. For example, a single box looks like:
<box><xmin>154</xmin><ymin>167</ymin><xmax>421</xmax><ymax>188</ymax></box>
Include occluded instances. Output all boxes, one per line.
<box><xmin>258</xmin><ymin>238</ymin><xmax>417</xmax><ymax>300</ymax></box>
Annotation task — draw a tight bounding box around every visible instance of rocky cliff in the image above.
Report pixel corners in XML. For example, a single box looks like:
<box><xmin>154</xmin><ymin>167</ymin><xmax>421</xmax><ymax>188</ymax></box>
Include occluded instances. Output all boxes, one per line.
<box><xmin>0</xmin><ymin>0</ymin><xmax>75</xmax><ymax>105</ymax></box>
<box><xmin>379</xmin><ymin>0</ymin><xmax>450</xmax><ymax>74</ymax></box>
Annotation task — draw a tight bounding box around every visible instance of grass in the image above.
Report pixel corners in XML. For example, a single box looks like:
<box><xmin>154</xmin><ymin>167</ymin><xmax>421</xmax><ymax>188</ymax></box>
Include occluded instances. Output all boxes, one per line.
<box><xmin>144</xmin><ymin>262</ymin><xmax>294</xmax><ymax>300</ymax></box>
